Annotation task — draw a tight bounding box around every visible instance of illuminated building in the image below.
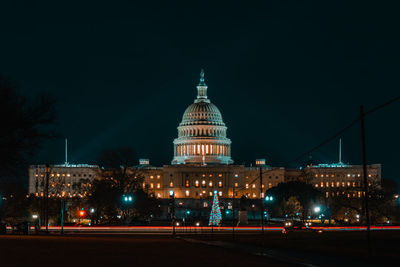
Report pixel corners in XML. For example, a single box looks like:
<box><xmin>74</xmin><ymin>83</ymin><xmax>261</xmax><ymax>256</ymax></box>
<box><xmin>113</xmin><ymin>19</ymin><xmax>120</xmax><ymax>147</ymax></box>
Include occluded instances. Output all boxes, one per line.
<box><xmin>28</xmin><ymin>70</ymin><xmax>381</xmax><ymax>202</ymax></box>
<box><xmin>28</xmin><ymin>164</ymin><xmax>98</xmax><ymax>198</ymax></box>
<box><xmin>172</xmin><ymin>69</ymin><xmax>232</xmax><ymax>165</ymax></box>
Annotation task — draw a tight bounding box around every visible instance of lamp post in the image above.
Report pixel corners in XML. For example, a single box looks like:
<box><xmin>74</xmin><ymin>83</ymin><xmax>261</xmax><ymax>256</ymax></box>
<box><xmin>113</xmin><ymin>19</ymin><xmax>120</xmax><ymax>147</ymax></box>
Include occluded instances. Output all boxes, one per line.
<box><xmin>232</xmin><ymin>185</ymin><xmax>235</xmax><ymax>240</ymax></box>
<box><xmin>169</xmin><ymin>190</ymin><xmax>175</xmax><ymax>236</ymax></box>
<box><xmin>60</xmin><ymin>198</ymin><xmax>65</xmax><ymax>234</ymax></box>
<box><xmin>265</xmin><ymin>195</ymin><xmax>273</xmax><ymax>226</ymax></box>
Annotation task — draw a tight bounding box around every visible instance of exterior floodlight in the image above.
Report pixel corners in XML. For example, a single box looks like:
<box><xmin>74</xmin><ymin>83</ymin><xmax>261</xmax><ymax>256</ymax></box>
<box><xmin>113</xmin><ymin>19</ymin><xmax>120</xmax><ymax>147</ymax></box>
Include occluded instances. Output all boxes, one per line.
<box><xmin>32</xmin><ymin>214</ymin><xmax>38</xmax><ymax>219</ymax></box>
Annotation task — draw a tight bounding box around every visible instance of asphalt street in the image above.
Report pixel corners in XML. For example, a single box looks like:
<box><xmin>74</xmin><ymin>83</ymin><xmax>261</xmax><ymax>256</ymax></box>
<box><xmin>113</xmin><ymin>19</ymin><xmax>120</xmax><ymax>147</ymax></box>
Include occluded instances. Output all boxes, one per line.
<box><xmin>0</xmin><ymin>234</ymin><xmax>291</xmax><ymax>267</ymax></box>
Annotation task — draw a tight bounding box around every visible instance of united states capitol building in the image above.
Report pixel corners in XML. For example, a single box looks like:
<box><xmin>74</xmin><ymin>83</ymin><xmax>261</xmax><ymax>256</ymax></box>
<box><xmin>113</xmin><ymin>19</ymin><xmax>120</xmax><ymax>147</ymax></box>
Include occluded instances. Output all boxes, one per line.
<box><xmin>29</xmin><ymin>70</ymin><xmax>381</xmax><ymax>202</ymax></box>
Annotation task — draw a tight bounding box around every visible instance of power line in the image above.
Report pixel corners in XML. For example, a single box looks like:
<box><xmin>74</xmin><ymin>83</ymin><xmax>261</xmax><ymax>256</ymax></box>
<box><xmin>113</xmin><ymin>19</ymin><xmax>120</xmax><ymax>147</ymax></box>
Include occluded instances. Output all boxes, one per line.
<box><xmin>285</xmin><ymin>95</ymin><xmax>400</xmax><ymax>166</ymax></box>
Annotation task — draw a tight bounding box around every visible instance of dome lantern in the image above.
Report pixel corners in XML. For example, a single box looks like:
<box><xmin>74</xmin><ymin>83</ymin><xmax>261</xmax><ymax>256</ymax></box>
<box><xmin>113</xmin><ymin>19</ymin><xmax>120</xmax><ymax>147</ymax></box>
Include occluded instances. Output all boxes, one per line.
<box><xmin>195</xmin><ymin>69</ymin><xmax>210</xmax><ymax>103</ymax></box>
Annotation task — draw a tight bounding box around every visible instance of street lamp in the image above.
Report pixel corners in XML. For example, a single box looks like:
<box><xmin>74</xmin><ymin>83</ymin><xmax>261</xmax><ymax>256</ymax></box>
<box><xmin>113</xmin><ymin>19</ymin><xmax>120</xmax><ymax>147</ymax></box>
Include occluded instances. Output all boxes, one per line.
<box><xmin>264</xmin><ymin>195</ymin><xmax>273</xmax><ymax>226</ymax></box>
<box><xmin>169</xmin><ymin>191</ymin><xmax>175</xmax><ymax>236</ymax></box>
<box><xmin>314</xmin><ymin>206</ymin><xmax>321</xmax><ymax>213</ymax></box>
<box><xmin>265</xmin><ymin>195</ymin><xmax>274</xmax><ymax>202</ymax></box>
<box><xmin>123</xmin><ymin>195</ymin><xmax>133</xmax><ymax>203</ymax></box>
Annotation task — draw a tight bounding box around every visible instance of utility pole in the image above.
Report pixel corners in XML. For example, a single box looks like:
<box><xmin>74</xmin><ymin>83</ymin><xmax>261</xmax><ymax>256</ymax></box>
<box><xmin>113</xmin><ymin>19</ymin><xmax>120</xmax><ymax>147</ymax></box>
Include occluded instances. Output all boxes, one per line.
<box><xmin>360</xmin><ymin>106</ymin><xmax>372</xmax><ymax>256</ymax></box>
<box><xmin>44</xmin><ymin>164</ymin><xmax>50</xmax><ymax>232</ymax></box>
<box><xmin>260</xmin><ymin>167</ymin><xmax>264</xmax><ymax>235</ymax></box>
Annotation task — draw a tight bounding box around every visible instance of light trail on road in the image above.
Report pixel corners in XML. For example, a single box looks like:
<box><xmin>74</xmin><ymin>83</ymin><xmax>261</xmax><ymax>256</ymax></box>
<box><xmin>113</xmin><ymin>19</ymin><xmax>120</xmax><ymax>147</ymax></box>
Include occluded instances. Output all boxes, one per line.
<box><xmin>6</xmin><ymin>225</ymin><xmax>400</xmax><ymax>233</ymax></box>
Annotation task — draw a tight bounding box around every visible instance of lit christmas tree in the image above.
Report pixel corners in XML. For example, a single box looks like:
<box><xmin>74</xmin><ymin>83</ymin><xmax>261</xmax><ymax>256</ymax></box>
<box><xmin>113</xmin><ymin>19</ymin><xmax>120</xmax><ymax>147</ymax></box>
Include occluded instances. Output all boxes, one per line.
<box><xmin>209</xmin><ymin>191</ymin><xmax>222</xmax><ymax>226</ymax></box>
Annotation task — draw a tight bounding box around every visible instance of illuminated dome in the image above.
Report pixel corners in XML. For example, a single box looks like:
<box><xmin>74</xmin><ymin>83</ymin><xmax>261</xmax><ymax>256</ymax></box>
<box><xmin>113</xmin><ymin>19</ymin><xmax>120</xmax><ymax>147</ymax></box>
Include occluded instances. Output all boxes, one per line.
<box><xmin>172</xmin><ymin>70</ymin><xmax>233</xmax><ymax>165</ymax></box>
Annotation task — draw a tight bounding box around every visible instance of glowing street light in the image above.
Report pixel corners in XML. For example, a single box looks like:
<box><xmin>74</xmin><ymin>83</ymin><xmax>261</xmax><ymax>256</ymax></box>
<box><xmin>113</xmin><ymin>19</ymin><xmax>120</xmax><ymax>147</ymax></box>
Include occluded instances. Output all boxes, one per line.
<box><xmin>265</xmin><ymin>195</ymin><xmax>274</xmax><ymax>201</ymax></box>
<box><xmin>314</xmin><ymin>206</ymin><xmax>321</xmax><ymax>213</ymax></box>
<box><xmin>123</xmin><ymin>195</ymin><xmax>133</xmax><ymax>203</ymax></box>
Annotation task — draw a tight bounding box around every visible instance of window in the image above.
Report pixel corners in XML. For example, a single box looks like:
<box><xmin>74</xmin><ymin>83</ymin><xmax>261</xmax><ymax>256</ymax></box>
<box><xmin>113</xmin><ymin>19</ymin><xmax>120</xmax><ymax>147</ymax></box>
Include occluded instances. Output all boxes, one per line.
<box><xmin>203</xmin><ymin>202</ymin><xmax>208</xmax><ymax>208</ymax></box>
<box><xmin>315</xmin><ymin>184</ymin><xmax>319</xmax><ymax>188</ymax></box>
<box><xmin>195</xmin><ymin>180</ymin><xmax>199</xmax><ymax>188</ymax></box>
<box><xmin>234</xmin><ymin>182</ymin><xmax>238</xmax><ymax>188</ymax></box>
<box><xmin>252</xmin><ymin>193</ymin><xmax>256</xmax><ymax>198</ymax></box>
<box><xmin>331</xmin><ymin>182</ymin><xmax>334</xmax><ymax>187</ymax></box>
<box><xmin>185</xmin><ymin>190</ymin><xmax>190</xmax><ymax>197</ymax></box>
<box><xmin>245</xmin><ymin>184</ymin><xmax>249</xmax><ymax>189</ymax></box>
<box><xmin>157</xmin><ymin>183</ymin><xmax>161</xmax><ymax>189</ymax></box>
<box><xmin>320</xmin><ymin>182</ymin><xmax>324</xmax><ymax>187</ymax></box>
<box><xmin>209</xmin><ymin>181</ymin><xmax>213</xmax><ymax>187</ymax></box>
<box><xmin>202</xmin><ymin>180</ymin><xmax>206</xmax><ymax>187</ymax></box>
<box><xmin>209</xmin><ymin>191</ymin><xmax>213</xmax><ymax>196</ymax></box>
<box><xmin>218</xmin><ymin>174</ymin><xmax>222</xmax><ymax>177</ymax></box>
<box><xmin>150</xmin><ymin>183</ymin><xmax>154</xmax><ymax>189</ymax></box>
<box><xmin>218</xmin><ymin>181</ymin><xmax>223</xmax><ymax>188</ymax></box>
<box><xmin>218</xmin><ymin>191</ymin><xmax>222</xmax><ymax>197</ymax></box>
<box><xmin>169</xmin><ymin>181</ymin><xmax>173</xmax><ymax>187</ymax></box>
<box><xmin>185</xmin><ymin>180</ymin><xmax>190</xmax><ymax>188</ymax></box>
<box><xmin>150</xmin><ymin>176</ymin><xmax>154</xmax><ymax>179</ymax></box>
<box><xmin>157</xmin><ymin>175</ymin><xmax>161</xmax><ymax>179</ymax></box>
<box><xmin>234</xmin><ymin>174</ymin><xmax>238</xmax><ymax>178</ymax></box>
<box><xmin>342</xmin><ymin>182</ymin><xmax>345</xmax><ymax>187</ymax></box>
<box><xmin>252</xmin><ymin>184</ymin><xmax>256</xmax><ymax>188</ymax></box>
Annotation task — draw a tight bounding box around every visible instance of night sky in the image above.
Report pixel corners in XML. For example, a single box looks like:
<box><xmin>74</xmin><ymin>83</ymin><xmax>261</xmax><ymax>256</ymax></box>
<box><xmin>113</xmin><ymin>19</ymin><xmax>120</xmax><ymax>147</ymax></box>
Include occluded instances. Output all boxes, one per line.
<box><xmin>1</xmin><ymin>2</ymin><xmax>399</xmax><ymax>182</ymax></box>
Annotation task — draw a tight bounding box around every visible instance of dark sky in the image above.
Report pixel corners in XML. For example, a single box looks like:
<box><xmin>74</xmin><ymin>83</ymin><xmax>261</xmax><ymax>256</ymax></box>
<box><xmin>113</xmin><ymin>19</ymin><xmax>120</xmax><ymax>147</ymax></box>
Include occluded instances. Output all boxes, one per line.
<box><xmin>1</xmin><ymin>1</ymin><xmax>399</xmax><ymax>181</ymax></box>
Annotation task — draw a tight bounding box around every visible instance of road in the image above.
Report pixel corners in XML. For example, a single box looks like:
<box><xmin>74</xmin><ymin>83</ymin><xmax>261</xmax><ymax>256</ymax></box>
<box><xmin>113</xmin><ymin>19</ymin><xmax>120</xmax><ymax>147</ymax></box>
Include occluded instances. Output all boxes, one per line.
<box><xmin>0</xmin><ymin>234</ymin><xmax>291</xmax><ymax>267</ymax></box>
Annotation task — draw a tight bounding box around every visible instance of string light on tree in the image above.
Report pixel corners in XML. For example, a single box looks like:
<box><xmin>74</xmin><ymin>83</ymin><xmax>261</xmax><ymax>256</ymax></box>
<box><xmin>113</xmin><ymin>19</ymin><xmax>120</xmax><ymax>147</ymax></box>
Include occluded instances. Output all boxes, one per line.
<box><xmin>209</xmin><ymin>190</ymin><xmax>222</xmax><ymax>226</ymax></box>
